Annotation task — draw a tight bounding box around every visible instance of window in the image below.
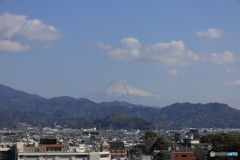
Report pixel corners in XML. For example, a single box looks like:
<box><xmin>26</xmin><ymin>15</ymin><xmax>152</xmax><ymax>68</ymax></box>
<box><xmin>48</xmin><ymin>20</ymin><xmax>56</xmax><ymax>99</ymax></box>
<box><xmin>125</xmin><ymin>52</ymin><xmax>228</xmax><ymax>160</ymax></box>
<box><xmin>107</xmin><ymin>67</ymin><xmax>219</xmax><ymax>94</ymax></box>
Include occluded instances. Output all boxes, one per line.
<box><xmin>76</xmin><ymin>155</ymin><xmax>88</xmax><ymax>158</ymax></box>
<box><xmin>100</xmin><ymin>154</ymin><xmax>109</xmax><ymax>158</ymax></box>
<box><xmin>181</xmin><ymin>155</ymin><xmax>187</xmax><ymax>157</ymax></box>
<box><xmin>59</xmin><ymin>155</ymin><xmax>71</xmax><ymax>159</ymax></box>
<box><xmin>26</xmin><ymin>156</ymin><xmax>39</xmax><ymax>158</ymax></box>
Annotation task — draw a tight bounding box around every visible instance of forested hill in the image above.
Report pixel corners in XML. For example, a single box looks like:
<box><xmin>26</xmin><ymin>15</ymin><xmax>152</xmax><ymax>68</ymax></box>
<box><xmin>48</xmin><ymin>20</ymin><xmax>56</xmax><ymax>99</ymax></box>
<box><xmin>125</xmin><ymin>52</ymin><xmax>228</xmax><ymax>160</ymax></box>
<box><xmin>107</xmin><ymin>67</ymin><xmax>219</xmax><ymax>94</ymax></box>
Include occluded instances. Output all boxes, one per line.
<box><xmin>0</xmin><ymin>83</ymin><xmax>240</xmax><ymax>128</ymax></box>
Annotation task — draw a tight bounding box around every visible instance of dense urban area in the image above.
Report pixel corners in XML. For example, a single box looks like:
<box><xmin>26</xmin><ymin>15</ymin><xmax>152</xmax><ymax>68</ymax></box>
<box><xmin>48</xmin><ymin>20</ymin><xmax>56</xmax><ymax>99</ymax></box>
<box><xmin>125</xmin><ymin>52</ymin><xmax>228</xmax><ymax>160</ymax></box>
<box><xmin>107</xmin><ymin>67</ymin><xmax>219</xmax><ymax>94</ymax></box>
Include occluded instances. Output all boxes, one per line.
<box><xmin>1</xmin><ymin>126</ymin><xmax>240</xmax><ymax>160</ymax></box>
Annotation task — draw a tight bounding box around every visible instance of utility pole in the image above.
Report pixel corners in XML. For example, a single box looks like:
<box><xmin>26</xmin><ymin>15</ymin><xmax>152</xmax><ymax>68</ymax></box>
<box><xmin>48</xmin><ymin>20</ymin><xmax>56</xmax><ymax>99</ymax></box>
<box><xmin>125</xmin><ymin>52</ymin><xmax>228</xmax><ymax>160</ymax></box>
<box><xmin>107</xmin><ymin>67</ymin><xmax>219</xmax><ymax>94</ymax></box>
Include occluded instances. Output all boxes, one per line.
<box><xmin>110</xmin><ymin>113</ymin><xmax>112</xmax><ymax>131</ymax></box>
<box><xmin>99</xmin><ymin>123</ymin><xmax>101</xmax><ymax>136</ymax></box>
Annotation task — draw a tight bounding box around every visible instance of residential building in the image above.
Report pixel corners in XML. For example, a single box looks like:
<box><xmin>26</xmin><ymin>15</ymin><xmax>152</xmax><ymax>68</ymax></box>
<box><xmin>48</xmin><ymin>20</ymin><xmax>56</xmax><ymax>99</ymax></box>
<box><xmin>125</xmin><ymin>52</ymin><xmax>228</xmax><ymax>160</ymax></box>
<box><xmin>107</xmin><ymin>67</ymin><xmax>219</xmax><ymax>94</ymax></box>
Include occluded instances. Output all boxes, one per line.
<box><xmin>152</xmin><ymin>150</ymin><xmax>196</xmax><ymax>160</ymax></box>
<box><xmin>109</xmin><ymin>142</ymin><xmax>126</xmax><ymax>159</ymax></box>
<box><xmin>16</xmin><ymin>139</ymin><xmax>111</xmax><ymax>160</ymax></box>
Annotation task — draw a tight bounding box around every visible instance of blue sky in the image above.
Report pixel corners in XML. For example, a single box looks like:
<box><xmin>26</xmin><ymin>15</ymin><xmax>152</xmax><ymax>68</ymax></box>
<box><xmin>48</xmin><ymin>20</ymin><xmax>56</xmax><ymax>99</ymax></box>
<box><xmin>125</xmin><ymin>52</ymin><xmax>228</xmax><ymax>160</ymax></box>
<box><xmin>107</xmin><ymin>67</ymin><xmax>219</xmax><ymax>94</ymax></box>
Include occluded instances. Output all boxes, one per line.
<box><xmin>0</xmin><ymin>0</ymin><xmax>240</xmax><ymax>108</ymax></box>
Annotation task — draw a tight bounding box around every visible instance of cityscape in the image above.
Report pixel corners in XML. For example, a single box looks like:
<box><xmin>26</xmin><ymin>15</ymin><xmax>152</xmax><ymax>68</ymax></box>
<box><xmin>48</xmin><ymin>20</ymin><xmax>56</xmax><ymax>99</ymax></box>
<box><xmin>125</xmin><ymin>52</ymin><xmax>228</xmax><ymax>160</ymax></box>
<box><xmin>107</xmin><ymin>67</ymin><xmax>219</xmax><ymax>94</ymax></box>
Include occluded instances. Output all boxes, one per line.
<box><xmin>1</xmin><ymin>125</ymin><xmax>240</xmax><ymax>160</ymax></box>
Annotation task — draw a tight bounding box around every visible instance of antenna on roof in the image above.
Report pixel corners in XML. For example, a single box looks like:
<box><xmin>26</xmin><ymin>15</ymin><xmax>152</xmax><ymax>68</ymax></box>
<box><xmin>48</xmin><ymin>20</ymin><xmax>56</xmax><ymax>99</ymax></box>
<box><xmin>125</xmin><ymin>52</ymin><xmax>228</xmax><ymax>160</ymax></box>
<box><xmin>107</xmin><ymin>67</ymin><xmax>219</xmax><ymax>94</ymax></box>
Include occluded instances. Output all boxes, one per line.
<box><xmin>176</xmin><ymin>146</ymin><xmax>179</xmax><ymax>151</ymax></box>
<box><xmin>168</xmin><ymin>147</ymin><xmax>171</xmax><ymax>151</ymax></box>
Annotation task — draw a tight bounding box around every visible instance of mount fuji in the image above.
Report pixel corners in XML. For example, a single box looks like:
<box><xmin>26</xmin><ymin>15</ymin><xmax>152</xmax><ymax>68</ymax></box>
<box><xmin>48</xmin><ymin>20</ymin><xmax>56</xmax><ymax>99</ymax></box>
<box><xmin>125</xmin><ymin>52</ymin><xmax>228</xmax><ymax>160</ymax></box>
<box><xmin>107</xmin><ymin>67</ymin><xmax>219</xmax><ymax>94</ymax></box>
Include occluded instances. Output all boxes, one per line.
<box><xmin>85</xmin><ymin>79</ymin><xmax>161</xmax><ymax>105</ymax></box>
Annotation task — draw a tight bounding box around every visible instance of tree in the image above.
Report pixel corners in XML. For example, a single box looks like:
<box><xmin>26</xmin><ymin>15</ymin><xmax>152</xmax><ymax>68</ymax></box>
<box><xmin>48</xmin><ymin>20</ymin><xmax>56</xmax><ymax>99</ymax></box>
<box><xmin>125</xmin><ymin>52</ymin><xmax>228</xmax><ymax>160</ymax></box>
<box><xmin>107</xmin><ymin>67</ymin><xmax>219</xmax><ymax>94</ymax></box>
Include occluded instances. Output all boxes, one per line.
<box><xmin>143</xmin><ymin>131</ymin><xmax>158</xmax><ymax>155</ymax></box>
<box><xmin>174</xmin><ymin>133</ymin><xmax>181</xmax><ymax>142</ymax></box>
<box><xmin>201</xmin><ymin>133</ymin><xmax>240</xmax><ymax>160</ymax></box>
<box><xmin>151</xmin><ymin>137</ymin><xmax>168</xmax><ymax>151</ymax></box>
<box><xmin>144</xmin><ymin>131</ymin><xmax>158</xmax><ymax>139</ymax></box>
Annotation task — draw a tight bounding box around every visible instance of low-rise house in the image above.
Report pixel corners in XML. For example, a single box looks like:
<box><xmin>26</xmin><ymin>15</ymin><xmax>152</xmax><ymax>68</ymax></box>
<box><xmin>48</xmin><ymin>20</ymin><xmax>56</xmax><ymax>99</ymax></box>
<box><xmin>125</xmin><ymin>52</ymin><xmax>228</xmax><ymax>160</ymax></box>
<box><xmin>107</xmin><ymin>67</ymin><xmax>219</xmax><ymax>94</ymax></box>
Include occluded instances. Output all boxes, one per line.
<box><xmin>100</xmin><ymin>140</ymin><xmax>110</xmax><ymax>152</ymax></box>
<box><xmin>100</xmin><ymin>141</ymin><xmax>126</xmax><ymax>159</ymax></box>
<box><xmin>109</xmin><ymin>142</ymin><xmax>126</xmax><ymax>159</ymax></box>
<box><xmin>152</xmin><ymin>150</ymin><xmax>196</xmax><ymax>160</ymax></box>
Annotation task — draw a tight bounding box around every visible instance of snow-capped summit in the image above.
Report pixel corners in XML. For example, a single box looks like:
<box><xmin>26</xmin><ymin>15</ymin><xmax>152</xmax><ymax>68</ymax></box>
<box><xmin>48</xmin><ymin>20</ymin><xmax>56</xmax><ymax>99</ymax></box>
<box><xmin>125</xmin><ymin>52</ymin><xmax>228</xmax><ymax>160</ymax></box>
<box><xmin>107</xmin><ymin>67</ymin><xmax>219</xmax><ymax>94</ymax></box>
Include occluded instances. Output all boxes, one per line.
<box><xmin>86</xmin><ymin>79</ymin><xmax>160</xmax><ymax>100</ymax></box>
<box><xmin>84</xmin><ymin>79</ymin><xmax>161</xmax><ymax>106</ymax></box>
<box><xmin>96</xmin><ymin>79</ymin><xmax>160</xmax><ymax>97</ymax></box>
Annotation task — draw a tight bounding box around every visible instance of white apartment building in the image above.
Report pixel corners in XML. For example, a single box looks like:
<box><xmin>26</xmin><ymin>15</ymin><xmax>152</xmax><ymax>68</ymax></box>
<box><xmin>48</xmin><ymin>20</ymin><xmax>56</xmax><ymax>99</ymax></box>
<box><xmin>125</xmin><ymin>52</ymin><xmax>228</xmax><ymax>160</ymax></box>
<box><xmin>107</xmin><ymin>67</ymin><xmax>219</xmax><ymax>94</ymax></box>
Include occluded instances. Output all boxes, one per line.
<box><xmin>16</xmin><ymin>142</ymin><xmax>111</xmax><ymax>160</ymax></box>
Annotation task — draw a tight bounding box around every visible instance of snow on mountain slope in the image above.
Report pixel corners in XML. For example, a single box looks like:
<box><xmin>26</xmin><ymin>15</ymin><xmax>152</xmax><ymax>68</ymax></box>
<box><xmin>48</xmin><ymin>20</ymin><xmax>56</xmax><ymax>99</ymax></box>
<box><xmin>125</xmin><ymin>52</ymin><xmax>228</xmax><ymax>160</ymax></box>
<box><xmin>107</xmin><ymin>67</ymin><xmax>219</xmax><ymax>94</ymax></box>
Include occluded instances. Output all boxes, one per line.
<box><xmin>92</xmin><ymin>79</ymin><xmax>160</xmax><ymax>98</ymax></box>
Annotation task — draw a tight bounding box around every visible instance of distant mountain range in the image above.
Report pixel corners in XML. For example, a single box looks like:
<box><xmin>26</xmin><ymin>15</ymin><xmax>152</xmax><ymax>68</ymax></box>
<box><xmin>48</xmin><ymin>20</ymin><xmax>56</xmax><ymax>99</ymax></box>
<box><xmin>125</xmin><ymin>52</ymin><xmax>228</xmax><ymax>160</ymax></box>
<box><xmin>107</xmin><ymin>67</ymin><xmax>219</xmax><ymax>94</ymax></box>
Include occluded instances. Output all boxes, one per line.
<box><xmin>0</xmin><ymin>83</ymin><xmax>240</xmax><ymax>129</ymax></box>
<box><xmin>0</xmin><ymin>84</ymin><xmax>44</xmax><ymax>100</ymax></box>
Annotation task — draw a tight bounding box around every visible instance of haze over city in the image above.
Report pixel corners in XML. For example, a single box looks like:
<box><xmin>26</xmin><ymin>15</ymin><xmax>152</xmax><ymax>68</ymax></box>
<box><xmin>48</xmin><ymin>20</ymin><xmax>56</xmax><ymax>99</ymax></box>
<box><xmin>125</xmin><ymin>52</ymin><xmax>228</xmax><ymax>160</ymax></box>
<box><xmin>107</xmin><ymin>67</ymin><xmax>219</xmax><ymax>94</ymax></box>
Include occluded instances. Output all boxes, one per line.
<box><xmin>0</xmin><ymin>1</ymin><xmax>240</xmax><ymax>109</ymax></box>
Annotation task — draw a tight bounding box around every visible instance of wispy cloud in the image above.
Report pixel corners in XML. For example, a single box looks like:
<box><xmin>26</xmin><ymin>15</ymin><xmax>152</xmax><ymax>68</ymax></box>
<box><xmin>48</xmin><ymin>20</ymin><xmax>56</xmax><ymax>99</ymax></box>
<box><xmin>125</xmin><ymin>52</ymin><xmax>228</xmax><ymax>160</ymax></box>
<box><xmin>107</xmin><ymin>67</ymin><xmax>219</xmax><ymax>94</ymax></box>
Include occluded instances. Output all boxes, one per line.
<box><xmin>107</xmin><ymin>48</ymin><xmax>140</xmax><ymax>61</ymax></box>
<box><xmin>93</xmin><ymin>42</ymin><xmax>112</xmax><ymax>50</ymax></box>
<box><xmin>74</xmin><ymin>41</ymin><xmax>112</xmax><ymax>50</ymax></box>
<box><xmin>43</xmin><ymin>44</ymin><xmax>56</xmax><ymax>50</ymax></box>
<box><xmin>226</xmin><ymin>68</ymin><xmax>239</xmax><ymax>74</ymax></box>
<box><xmin>196</xmin><ymin>28</ymin><xmax>223</xmax><ymax>38</ymax></box>
<box><xmin>0</xmin><ymin>13</ymin><xmax>62</xmax><ymax>52</ymax></box>
<box><xmin>166</xmin><ymin>69</ymin><xmax>186</xmax><ymax>77</ymax></box>
<box><xmin>226</xmin><ymin>79</ymin><xmax>240</xmax><ymax>86</ymax></box>
<box><xmin>167</xmin><ymin>69</ymin><xmax>178</xmax><ymax>76</ymax></box>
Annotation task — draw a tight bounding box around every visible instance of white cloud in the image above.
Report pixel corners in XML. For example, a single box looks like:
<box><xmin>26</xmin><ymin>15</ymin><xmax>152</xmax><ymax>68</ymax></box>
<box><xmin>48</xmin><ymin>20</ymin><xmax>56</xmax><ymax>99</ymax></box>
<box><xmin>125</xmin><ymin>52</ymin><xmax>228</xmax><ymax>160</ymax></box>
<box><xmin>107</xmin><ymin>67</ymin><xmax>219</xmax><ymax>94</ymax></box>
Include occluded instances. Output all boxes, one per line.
<box><xmin>196</xmin><ymin>28</ymin><xmax>223</xmax><ymax>38</ymax></box>
<box><xmin>106</xmin><ymin>37</ymin><xmax>141</xmax><ymax>62</ymax></box>
<box><xmin>142</xmin><ymin>41</ymin><xmax>200</xmax><ymax>66</ymax></box>
<box><xmin>0</xmin><ymin>13</ymin><xmax>62</xmax><ymax>41</ymax></box>
<box><xmin>226</xmin><ymin>79</ymin><xmax>240</xmax><ymax>86</ymax></box>
<box><xmin>43</xmin><ymin>44</ymin><xmax>56</xmax><ymax>50</ymax></box>
<box><xmin>121</xmin><ymin>37</ymin><xmax>141</xmax><ymax>49</ymax></box>
<box><xmin>106</xmin><ymin>39</ymin><xmax>199</xmax><ymax>66</ymax></box>
<box><xmin>79</xmin><ymin>37</ymin><xmax>239</xmax><ymax>67</ymax></box>
<box><xmin>203</xmin><ymin>51</ymin><xmax>239</xmax><ymax>65</ymax></box>
<box><xmin>226</xmin><ymin>68</ymin><xmax>239</xmax><ymax>74</ymax></box>
<box><xmin>0</xmin><ymin>40</ymin><xmax>30</xmax><ymax>52</ymax></box>
<box><xmin>0</xmin><ymin>13</ymin><xmax>62</xmax><ymax>52</ymax></box>
<box><xmin>107</xmin><ymin>48</ymin><xmax>140</xmax><ymax>61</ymax></box>
<box><xmin>167</xmin><ymin>69</ymin><xmax>178</xmax><ymax>76</ymax></box>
